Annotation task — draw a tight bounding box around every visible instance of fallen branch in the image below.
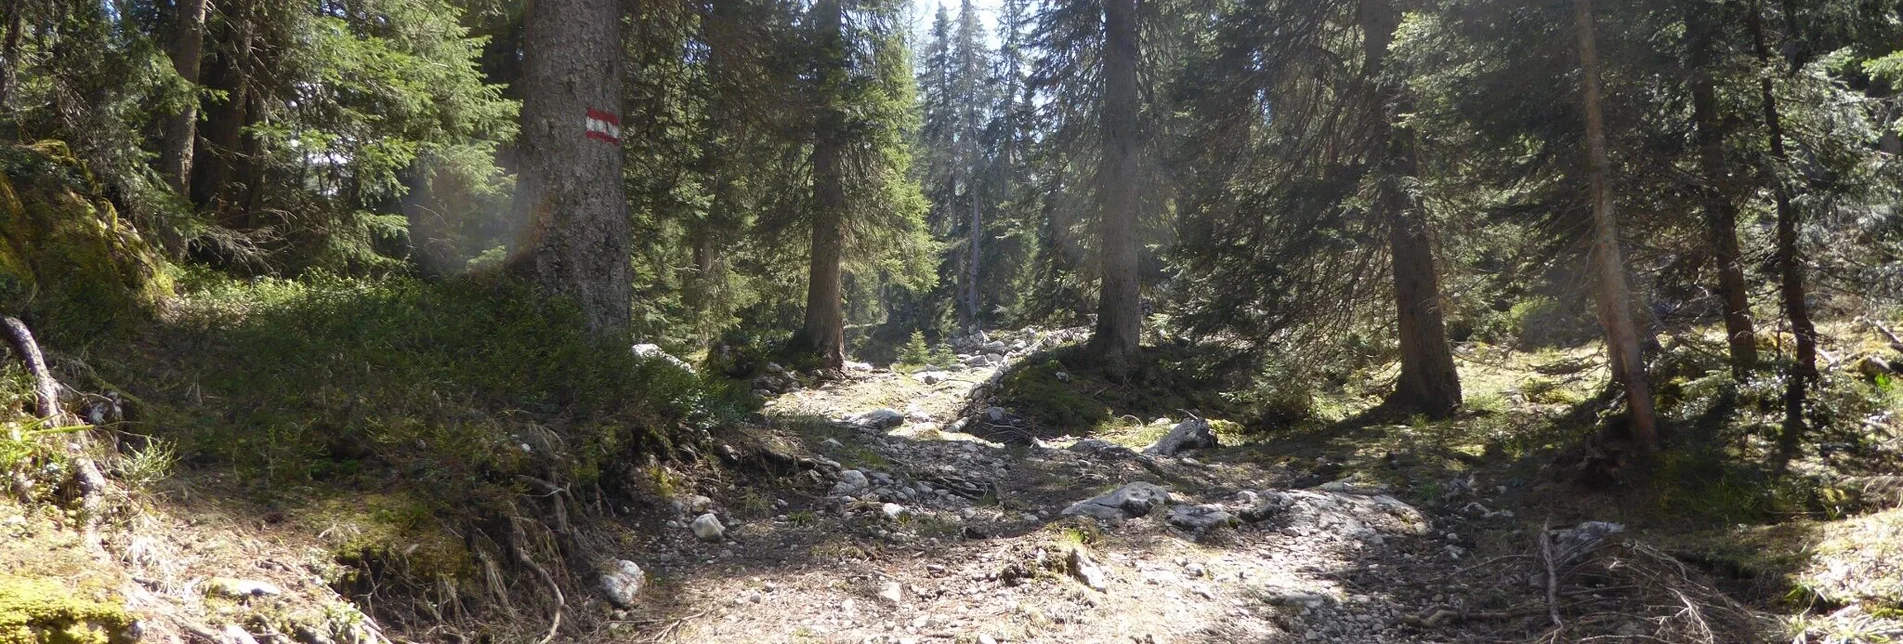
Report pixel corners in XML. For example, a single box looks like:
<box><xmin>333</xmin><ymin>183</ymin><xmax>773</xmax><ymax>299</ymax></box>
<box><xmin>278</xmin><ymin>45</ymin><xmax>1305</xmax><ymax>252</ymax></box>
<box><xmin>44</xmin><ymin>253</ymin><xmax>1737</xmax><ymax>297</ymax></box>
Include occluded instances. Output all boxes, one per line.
<box><xmin>1539</xmin><ymin>520</ymin><xmax>1563</xmax><ymax>629</ymax></box>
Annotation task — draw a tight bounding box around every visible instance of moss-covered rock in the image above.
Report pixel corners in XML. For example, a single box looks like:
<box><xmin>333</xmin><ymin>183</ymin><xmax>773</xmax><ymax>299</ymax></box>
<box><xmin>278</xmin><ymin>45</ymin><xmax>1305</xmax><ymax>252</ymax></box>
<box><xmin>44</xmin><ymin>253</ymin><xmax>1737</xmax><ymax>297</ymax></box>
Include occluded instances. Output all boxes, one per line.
<box><xmin>0</xmin><ymin>577</ymin><xmax>136</xmax><ymax>644</ymax></box>
<box><xmin>0</xmin><ymin>141</ymin><xmax>169</xmax><ymax>338</ymax></box>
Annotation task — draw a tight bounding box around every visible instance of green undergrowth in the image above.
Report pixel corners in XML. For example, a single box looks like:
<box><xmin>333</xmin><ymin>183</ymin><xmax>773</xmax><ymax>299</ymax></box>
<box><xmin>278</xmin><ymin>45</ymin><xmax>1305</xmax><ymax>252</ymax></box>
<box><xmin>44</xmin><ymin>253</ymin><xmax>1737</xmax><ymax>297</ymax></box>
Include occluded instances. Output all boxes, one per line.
<box><xmin>108</xmin><ymin>273</ymin><xmax>754</xmax><ymax>492</ymax></box>
<box><xmin>994</xmin><ymin>344</ymin><xmax>1252</xmax><ymax>437</ymax></box>
<box><xmin>70</xmin><ymin>274</ymin><xmax>760</xmax><ymax>623</ymax></box>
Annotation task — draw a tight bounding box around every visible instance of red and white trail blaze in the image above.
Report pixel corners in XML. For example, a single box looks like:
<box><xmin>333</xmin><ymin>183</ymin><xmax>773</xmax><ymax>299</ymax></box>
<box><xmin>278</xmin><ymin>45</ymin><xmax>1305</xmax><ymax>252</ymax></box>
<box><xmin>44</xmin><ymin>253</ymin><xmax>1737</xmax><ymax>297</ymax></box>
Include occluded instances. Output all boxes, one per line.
<box><xmin>584</xmin><ymin>108</ymin><xmax>621</xmax><ymax>144</ymax></box>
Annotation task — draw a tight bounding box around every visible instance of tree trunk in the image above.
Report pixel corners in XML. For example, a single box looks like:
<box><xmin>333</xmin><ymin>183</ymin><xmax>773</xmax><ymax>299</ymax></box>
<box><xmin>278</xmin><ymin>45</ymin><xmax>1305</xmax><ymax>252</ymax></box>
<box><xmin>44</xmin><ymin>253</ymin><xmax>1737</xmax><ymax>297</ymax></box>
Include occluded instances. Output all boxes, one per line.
<box><xmin>1362</xmin><ymin>0</ymin><xmax>1461</xmax><ymax>419</ymax></box>
<box><xmin>0</xmin><ymin>0</ymin><xmax>21</xmax><ymax>115</ymax></box>
<box><xmin>965</xmin><ymin>116</ymin><xmax>982</xmax><ymax>332</ymax></box>
<box><xmin>799</xmin><ymin>0</ymin><xmax>848</xmax><ymax>369</ymax></box>
<box><xmin>1087</xmin><ymin>0</ymin><xmax>1143</xmax><ymax>377</ymax></box>
<box><xmin>160</xmin><ymin>0</ymin><xmax>209</xmax><ymax>194</ymax></box>
<box><xmin>507</xmin><ymin>0</ymin><xmax>632</xmax><ymax>336</ymax></box>
<box><xmin>1575</xmin><ymin>0</ymin><xmax>1659</xmax><ymax>449</ymax></box>
<box><xmin>191</xmin><ymin>1</ymin><xmax>257</xmax><ymax>219</ymax></box>
<box><xmin>1748</xmin><ymin>0</ymin><xmax>1816</xmax><ymax>450</ymax></box>
<box><xmin>1685</xmin><ymin>5</ymin><xmax>1758</xmax><ymax>378</ymax></box>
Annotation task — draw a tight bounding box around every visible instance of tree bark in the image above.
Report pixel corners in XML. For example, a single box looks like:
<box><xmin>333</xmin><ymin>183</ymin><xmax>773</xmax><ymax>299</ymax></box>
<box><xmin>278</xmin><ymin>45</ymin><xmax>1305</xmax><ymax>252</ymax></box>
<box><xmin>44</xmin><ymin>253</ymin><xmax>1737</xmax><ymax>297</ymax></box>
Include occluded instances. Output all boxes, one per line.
<box><xmin>0</xmin><ymin>0</ymin><xmax>21</xmax><ymax>115</ymax></box>
<box><xmin>160</xmin><ymin>0</ymin><xmax>210</xmax><ymax>194</ymax></box>
<box><xmin>1575</xmin><ymin>0</ymin><xmax>1660</xmax><ymax>449</ymax></box>
<box><xmin>1362</xmin><ymin>0</ymin><xmax>1462</xmax><ymax>419</ymax></box>
<box><xmin>798</xmin><ymin>0</ymin><xmax>848</xmax><ymax>369</ymax></box>
<box><xmin>508</xmin><ymin>0</ymin><xmax>632</xmax><ymax>336</ymax></box>
<box><xmin>1685</xmin><ymin>5</ymin><xmax>1758</xmax><ymax>378</ymax></box>
<box><xmin>191</xmin><ymin>2</ymin><xmax>255</xmax><ymax>214</ymax></box>
<box><xmin>1748</xmin><ymin>0</ymin><xmax>1816</xmax><ymax>450</ymax></box>
<box><xmin>1087</xmin><ymin>0</ymin><xmax>1143</xmax><ymax>377</ymax></box>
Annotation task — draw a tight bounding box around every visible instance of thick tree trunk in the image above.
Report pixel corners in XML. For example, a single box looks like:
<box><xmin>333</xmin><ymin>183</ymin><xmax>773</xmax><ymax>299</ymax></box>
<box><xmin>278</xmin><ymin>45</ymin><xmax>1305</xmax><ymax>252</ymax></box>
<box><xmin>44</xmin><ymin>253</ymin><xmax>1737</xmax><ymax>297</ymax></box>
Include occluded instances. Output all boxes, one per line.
<box><xmin>1363</xmin><ymin>0</ymin><xmax>1461</xmax><ymax>419</ymax></box>
<box><xmin>1575</xmin><ymin>0</ymin><xmax>1660</xmax><ymax>449</ymax></box>
<box><xmin>192</xmin><ymin>2</ymin><xmax>255</xmax><ymax>216</ymax></box>
<box><xmin>1685</xmin><ymin>6</ymin><xmax>1758</xmax><ymax>378</ymax></box>
<box><xmin>508</xmin><ymin>0</ymin><xmax>631</xmax><ymax>336</ymax></box>
<box><xmin>1748</xmin><ymin>0</ymin><xmax>1816</xmax><ymax>449</ymax></box>
<box><xmin>160</xmin><ymin>0</ymin><xmax>209</xmax><ymax>194</ymax></box>
<box><xmin>1087</xmin><ymin>0</ymin><xmax>1143</xmax><ymax>377</ymax></box>
<box><xmin>799</xmin><ymin>0</ymin><xmax>848</xmax><ymax>369</ymax></box>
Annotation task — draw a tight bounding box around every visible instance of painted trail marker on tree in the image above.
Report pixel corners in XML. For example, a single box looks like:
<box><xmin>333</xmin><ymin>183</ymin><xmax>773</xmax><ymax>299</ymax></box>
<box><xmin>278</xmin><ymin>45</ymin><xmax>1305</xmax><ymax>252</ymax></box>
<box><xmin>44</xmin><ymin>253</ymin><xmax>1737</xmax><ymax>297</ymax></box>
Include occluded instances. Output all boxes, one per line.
<box><xmin>585</xmin><ymin>108</ymin><xmax>621</xmax><ymax>144</ymax></box>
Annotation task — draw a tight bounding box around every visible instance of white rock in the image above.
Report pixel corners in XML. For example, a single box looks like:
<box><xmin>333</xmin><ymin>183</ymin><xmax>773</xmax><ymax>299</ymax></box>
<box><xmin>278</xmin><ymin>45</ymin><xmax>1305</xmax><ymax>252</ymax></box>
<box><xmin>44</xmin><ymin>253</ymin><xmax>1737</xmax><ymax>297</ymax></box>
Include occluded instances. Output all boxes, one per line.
<box><xmin>1067</xmin><ymin>548</ymin><xmax>1109</xmax><ymax>591</ymax></box>
<box><xmin>598</xmin><ymin>560</ymin><xmax>645</xmax><ymax>608</ymax></box>
<box><xmin>1143</xmin><ymin>418</ymin><xmax>1218</xmax><ymax>456</ymax></box>
<box><xmin>691</xmin><ymin>513</ymin><xmax>725</xmax><ymax>541</ymax></box>
<box><xmin>882</xmin><ymin>503</ymin><xmax>907</xmax><ymax>520</ymax></box>
<box><xmin>878</xmin><ymin>581</ymin><xmax>903</xmax><ymax>604</ymax></box>
<box><xmin>632</xmin><ymin>343</ymin><xmax>696</xmax><ymax>374</ymax></box>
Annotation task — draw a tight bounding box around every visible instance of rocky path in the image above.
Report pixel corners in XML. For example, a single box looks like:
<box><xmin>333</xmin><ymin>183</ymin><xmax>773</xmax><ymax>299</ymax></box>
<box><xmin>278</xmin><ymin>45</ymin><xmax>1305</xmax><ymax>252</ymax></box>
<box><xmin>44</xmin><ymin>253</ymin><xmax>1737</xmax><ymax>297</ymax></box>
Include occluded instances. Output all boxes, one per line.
<box><xmin>617</xmin><ymin>331</ymin><xmax>1546</xmax><ymax>644</ymax></box>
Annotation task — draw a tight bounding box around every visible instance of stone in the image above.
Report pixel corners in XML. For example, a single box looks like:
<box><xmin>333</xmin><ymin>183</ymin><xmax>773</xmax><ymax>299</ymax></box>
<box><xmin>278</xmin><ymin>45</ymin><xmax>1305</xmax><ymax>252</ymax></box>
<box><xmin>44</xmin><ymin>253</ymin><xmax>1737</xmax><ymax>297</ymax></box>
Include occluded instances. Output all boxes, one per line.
<box><xmin>1066</xmin><ymin>548</ymin><xmax>1109</xmax><ymax>591</ymax></box>
<box><xmin>632</xmin><ymin>344</ymin><xmax>696</xmax><ymax>374</ymax></box>
<box><xmin>983</xmin><ymin>340</ymin><xmax>1008</xmax><ymax>354</ymax></box>
<box><xmin>882</xmin><ymin>503</ymin><xmax>907</xmax><ymax>520</ymax></box>
<box><xmin>854</xmin><ymin>408</ymin><xmax>906</xmax><ymax>430</ymax></box>
<box><xmin>821</xmin><ymin>438</ymin><xmax>844</xmax><ymax>449</ymax></box>
<box><xmin>687</xmin><ymin>494</ymin><xmax>715</xmax><ymax>513</ymax></box>
<box><xmin>878</xmin><ymin>580</ymin><xmax>904</xmax><ymax>604</ymax></box>
<box><xmin>834</xmin><ymin>469</ymin><xmax>871</xmax><ymax>494</ymax></box>
<box><xmin>598</xmin><ymin>559</ymin><xmax>645</xmax><ymax>608</ymax></box>
<box><xmin>1061</xmin><ymin>482</ymin><xmax>1171</xmax><ymax>522</ymax></box>
<box><xmin>1854</xmin><ymin>355</ymin><xmax>1896</xmax><ymax>379</ymax></box>
<box><xmin>691</xmin><ymin>513</ymin><xmax>725</xmax><ymax>541</ymax></box>
<box><xmin>1166</xmin><ymin>504</ymin><xmax>1235</xmax><ymax>533</ymax></box>
<box><xmin>222</xmin><ymin>624</ymin><xmax>260</xmax><ymax>644</ymax></box>
<box><xmin>1055</xmin><ymin>371</ymin><xmax>1071</xmax><ymax>383</ymax></box>
<box><xmin>1142</xmin><ymin>418</ymin><xmax>1218</xmax><ymax>457</ymax></box>
<box><xmin>206</xmin><ymin>578</ymin><xmax>282</xmax><ymax>599</ymax></box>
<box><xmin>986</xmin><ymin>407</ymin><xmax>1006</xmax><ymax>422</ymax></box>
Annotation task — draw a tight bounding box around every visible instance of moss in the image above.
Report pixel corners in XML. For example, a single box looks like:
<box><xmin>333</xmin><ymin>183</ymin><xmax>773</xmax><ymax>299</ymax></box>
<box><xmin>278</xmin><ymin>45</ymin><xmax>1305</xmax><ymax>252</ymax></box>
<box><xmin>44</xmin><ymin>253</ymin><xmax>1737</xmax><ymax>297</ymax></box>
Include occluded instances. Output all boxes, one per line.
<box><xmin>997</xmin><ymin>361</ymin><xmax>1111</xmax><ymax>431</ymax></box>
<box><xmin>0</xmin><ymin>142</ymin><xmax>170</xmax><ymax>340</ymax></box>
<box><xmin>0</xmin><ymin>578</ymin><xmax>136</xmax><ymax>644</ymax></box>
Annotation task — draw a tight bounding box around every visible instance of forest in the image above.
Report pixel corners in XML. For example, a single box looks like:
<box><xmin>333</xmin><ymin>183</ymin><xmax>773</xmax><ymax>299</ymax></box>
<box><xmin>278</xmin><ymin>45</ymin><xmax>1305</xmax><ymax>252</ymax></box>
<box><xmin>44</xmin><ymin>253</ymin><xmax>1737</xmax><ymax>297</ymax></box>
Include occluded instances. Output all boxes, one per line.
<box><xmin>1</xmin><ymin>0</ymin><xmax>1902</xmax><ymax>641</ymax></box>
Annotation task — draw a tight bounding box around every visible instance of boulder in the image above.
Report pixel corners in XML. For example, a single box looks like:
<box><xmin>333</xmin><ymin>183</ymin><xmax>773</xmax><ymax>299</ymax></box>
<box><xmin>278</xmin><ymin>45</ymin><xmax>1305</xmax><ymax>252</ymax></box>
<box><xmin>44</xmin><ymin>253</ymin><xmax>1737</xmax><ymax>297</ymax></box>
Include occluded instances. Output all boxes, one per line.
<box><xmin>853</xmin><ymin>408</ymin><xmax>905</xmax><ymax>430</ymax></box>
<box><xmin>832</xmin><ymin>469</ymin><xmax>870</xmax><ymax>495</ymax></box>
<box><xmin>1061</xmin><ymin>482</ymin><xmax>1171</xmax><ymax>523</ymax></box>
<box><xmin>598</xmin><ymin>559</ymin><xmax>645</xmax><ymax>608</ymax></box>
<box><xmin>691</xmin><ymin>513</ymin><xmax>725</xmax><ymax>541</ymax></box>
<box><xmin>1143</xmin><ymin>418</ymin><xmax>1218</xmax><ymax>456</ymax></box>
<box><xmin>1166</xmin><ymin>504</ymin><xmax>1235</xmax><ymax>533</ymax></box>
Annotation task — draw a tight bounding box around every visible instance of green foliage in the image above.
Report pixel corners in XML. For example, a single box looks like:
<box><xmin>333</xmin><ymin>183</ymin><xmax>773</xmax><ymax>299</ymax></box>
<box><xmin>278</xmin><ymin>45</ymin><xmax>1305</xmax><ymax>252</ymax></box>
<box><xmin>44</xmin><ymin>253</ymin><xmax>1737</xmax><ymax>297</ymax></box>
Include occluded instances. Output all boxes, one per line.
<box><xmin>0</xmin><ymin>143</ymin><xmax>172</xmax><ymax>343</ymax></box>
<box><xmin>113</xmin><ymin>275</ymin><xmax>754</xmax><ymax>494</ymax></box>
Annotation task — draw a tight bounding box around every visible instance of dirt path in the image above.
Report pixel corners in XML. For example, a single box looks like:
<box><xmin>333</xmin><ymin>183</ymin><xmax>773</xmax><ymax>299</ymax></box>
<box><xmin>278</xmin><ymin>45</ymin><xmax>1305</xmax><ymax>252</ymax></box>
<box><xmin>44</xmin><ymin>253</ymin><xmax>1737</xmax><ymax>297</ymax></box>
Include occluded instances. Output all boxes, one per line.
<box><xmin>615</xmin><ymin>332</ymin><xmax>1544</xmax><ymax>644</ymax></box>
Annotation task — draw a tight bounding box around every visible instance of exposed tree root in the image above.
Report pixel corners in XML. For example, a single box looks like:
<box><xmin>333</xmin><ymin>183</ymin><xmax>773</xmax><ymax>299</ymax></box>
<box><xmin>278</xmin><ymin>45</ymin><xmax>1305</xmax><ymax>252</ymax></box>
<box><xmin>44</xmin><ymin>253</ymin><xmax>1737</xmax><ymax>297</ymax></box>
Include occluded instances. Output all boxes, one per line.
<box><xmin>1</xmin><ymin>315</ymin><xmax>63</xmax><ymax>419</ymax></box>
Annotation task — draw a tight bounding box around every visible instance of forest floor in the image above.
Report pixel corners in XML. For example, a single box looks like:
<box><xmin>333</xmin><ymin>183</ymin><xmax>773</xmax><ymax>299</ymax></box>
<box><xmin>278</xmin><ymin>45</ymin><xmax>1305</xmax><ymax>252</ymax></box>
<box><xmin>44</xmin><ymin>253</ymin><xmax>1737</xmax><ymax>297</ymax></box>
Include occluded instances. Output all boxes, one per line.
<box><xmin>8</xmin><ymin>322</ymin><xmax>1903</xmax><ymax>643</ymax></box>
<box><xmin>590</xmin><ymin>329</ymin><xmax>1819</xmax><ymax>643</ymax></box>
